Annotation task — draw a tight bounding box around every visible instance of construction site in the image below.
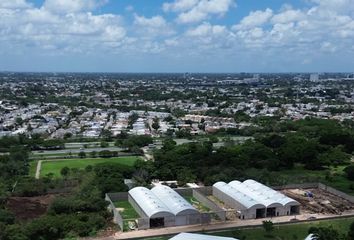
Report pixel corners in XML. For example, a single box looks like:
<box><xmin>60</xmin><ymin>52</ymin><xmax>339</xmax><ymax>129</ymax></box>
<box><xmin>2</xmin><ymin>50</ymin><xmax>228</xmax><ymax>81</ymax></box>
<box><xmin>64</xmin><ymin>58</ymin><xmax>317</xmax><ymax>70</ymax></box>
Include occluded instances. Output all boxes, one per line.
<box><xmin>282</xmin><ymin>187</ymin><xmax>354</xmax><ymax>215</ymax></box>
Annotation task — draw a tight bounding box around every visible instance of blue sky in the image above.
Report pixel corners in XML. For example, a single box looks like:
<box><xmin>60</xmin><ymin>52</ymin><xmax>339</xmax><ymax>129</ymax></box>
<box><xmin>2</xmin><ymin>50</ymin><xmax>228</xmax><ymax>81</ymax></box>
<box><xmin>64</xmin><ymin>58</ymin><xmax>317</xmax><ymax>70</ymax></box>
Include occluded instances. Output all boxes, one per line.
<box><xmin>0</xmin><ymin>0</ymin><xmax>353</xmax><ymax>72</ymax></box>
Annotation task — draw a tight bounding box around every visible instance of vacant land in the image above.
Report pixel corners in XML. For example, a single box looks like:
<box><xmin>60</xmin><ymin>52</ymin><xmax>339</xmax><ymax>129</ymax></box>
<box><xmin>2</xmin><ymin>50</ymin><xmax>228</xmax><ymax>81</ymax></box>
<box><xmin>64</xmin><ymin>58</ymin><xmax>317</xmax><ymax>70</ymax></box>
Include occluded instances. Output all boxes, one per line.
<box><xmin>40</xmin><ymin>156</ymin><xmax>140</xmax><ymax>177</ymax></box>
<box><xmin>145</xmin><ymin>217</ymin><xmax>354</xmax><ymax>240</ymax></box>
<box><xmin>6</xmin><ymin>194</ymin><xmax>64</xmax><ymax>220</ymax></box>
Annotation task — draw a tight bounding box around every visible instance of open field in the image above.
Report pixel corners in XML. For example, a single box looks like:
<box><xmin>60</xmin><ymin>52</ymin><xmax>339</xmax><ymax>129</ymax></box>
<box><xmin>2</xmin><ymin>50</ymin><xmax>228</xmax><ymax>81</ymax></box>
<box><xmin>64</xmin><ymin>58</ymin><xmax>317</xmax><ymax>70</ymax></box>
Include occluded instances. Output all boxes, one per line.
<box><xmin>144</xmin><ymin>217</ymin><xmax>354</xmax><ymax>240</ymax></box>
<box><xmin>39</xmin><ymin>156</ymin><xmax>140</xmax><ymax>177</ymax></box>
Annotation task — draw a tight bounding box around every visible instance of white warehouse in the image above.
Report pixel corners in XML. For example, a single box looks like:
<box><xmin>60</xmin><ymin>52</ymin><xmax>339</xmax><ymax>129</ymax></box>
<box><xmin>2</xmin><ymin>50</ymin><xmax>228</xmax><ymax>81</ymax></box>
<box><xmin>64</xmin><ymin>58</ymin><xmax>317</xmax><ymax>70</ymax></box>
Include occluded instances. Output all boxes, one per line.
<box><xmin>128</xmin><ymin>185</ymin><xmax>200</xmax><ymax>228</ymax></box>
<box><xmin>213</xmin><ymin>180</ymin><xmax>300</xmax><ymax>219</ymax></box>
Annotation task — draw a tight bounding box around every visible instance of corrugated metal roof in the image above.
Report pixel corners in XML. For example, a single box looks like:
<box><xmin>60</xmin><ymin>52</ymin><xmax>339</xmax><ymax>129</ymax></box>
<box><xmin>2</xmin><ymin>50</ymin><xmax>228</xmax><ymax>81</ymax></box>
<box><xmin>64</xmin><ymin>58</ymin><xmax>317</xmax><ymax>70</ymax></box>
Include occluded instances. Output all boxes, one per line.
<box><xmin>213</xmin><ymin>181</ymin><xmax>265</xmax><ymax>209</ymax></box>
<box><xmin>128</xmin><ymin>187</ymin><xmax>173</xmax><ymax>218</ymax></box>
<box><xmin>151</xmin><ymin>185</ymin><xmax>199</xmax><ymax>216</ymax></box>
<box><xmin>242</xmin><ymin>180</ymin><xmax>299</xmax><ymax>206</ymax></box>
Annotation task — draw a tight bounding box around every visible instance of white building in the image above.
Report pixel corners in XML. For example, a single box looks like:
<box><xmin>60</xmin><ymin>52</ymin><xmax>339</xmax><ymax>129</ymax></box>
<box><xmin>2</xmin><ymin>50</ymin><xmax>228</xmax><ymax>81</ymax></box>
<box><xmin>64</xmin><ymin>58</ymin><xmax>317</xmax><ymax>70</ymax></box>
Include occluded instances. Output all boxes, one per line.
<box><xmin>151</xmin><ymin>185</ymin><xmax>200</xmax><ymax>226</ymax></box>
<box><xmin>128</xmin><ymin>187</ymin><xmax>175</xmax><ymax>228</ymax></box>
<box><xmin>213</xmin><ymin>180</ymin><xmax>300</xmax><ymax>219</ymax></box>
<box><xmin>128</xmin><ymin>186</ymin><xmax>200</xmax><ymax>228</ymax></box>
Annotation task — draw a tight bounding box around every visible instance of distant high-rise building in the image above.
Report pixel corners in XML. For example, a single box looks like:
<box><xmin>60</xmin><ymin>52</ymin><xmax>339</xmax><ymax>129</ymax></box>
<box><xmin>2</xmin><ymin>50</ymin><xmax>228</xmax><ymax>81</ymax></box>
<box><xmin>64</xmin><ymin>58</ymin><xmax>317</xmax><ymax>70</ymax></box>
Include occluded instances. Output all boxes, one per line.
<box><xmin>310</xmin><ymin>73</ymin><xmax>319</xmax><ymax>82</ymax></box>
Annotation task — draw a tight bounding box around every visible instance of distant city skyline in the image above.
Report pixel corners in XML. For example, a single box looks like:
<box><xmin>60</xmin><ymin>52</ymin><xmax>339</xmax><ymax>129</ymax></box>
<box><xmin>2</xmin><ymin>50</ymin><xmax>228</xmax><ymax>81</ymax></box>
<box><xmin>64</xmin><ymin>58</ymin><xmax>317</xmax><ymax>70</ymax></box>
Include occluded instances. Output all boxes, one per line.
<box><xmin>0</xmin><ymin>0</ymin><xmax>354</xmax><ymax>72</ymax></box>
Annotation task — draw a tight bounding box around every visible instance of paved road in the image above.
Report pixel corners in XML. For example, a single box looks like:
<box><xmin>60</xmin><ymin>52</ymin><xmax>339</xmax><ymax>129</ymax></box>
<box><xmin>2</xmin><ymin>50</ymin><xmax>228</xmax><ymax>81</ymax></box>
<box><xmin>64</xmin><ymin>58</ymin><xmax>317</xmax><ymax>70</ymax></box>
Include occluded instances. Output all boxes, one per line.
<box><xmin>35</xmin><ymin>160</ymin><xmax>42</xmax><ymax>179</ymax></box>
<box><xmin>32</xmin><ymin>147</ymin><xmax>123</xmax><ymax>155</ymax></box>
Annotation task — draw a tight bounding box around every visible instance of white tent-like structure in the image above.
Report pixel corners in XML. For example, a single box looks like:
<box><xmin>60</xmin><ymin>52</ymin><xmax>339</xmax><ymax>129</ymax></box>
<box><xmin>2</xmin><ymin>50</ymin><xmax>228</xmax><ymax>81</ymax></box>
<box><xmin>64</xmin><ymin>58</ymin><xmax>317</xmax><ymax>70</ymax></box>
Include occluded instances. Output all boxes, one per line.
<box><xmin>169</xmin><ymin>233</ymin><xmax>238</xmax><ymax>240</ymax></box>
<box><xmin>151</xmin><ymin>185</ymin><xmax>201</xmax><ymax>226</ymax></box>
<box><xmin>213</xmin><ymin>181</ymin><xmax>266</xmax><ymax>219</ymax></box>
<box><xmin>213</xmin><ymin>180</ymin><xmax>300</xmax><ymax>219</ymax></box>
<box><xmin>128</xmin><ymin>187</ymin><xmax>175</xmax><ymax>228</ymax></box>
<box><xmin>242</xmin><ymin>179</ymin><xmax>300</xmax><ymax>216</ymax></box>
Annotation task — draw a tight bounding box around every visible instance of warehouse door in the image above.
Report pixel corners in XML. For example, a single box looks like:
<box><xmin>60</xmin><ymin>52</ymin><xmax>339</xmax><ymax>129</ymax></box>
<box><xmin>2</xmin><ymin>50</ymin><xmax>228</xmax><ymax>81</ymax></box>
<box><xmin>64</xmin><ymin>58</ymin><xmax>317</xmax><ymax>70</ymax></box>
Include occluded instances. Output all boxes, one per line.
<box><xmin>290</xmin><ymin>206</ymin><xmax>300</xmax><ymax>215</ymax></box>
<box><xmin>266</xmin><ymin>208</ymin><xmax>276</xmax><ymax>217</ymax></box>
<box><xmin>150</xmin><ymin>218</ymin><xmax>164</xmax><ymax>228</ymax></box>
<box><xmin>256</xmin><ymin>208</ymin><xmax>265</xmax><ymax>218</ymax></box>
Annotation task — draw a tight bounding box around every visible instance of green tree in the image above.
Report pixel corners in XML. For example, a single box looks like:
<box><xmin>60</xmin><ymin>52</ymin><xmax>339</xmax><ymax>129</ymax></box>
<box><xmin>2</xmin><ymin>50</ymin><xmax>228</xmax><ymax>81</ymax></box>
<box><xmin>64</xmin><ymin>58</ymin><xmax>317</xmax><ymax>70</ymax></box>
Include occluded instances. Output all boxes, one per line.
<box><xmin>309</xmin><ymin>226</ymin><xmax>341</xmax><ymax>240</ymax></box>
<box><xmin>60</xmin><ymin>166</ymin><xmax>70</xmax><ymax>178</ymax></box>
<box><xmin>152</xmin><ymin>117</ymin><xmax>160</xmax><ymax>131</ymax></box>
<box><xmin>262</xmin><ymin>220</ymin><xmax>274</xmax><ymax>236</ymax></box>
<box><xmin>78</xmin><ymin>151</ymin><xmax>86</xmax><ymax>159</ymax></box>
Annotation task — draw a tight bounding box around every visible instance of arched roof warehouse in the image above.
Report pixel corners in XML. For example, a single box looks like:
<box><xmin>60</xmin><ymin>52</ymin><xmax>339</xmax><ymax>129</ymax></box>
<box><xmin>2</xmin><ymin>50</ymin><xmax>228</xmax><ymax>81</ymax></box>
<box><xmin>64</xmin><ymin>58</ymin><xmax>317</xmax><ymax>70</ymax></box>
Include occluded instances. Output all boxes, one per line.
<box><xmin>242</xmin><ymin>180</ymin><xmax>299</xmax><ymax>207</ymax></box>
<box><xmin>213</xmin><ymin>181</ymin><xmax>266</xmax><ymax>210</ymax></box>
<box><xmin>151</xmin><ymin>185</ymin><xmax>199</xmax><ymax>216</ymax></box>
<box><xmin>229</xmin><ymin>181</ymin><xmax>283</xmax><ymax>208</ymax></box>
<box><xmin>128</xmin><ymin>187</ymin><xmax>174</xmax><ymax>219</ymax></box>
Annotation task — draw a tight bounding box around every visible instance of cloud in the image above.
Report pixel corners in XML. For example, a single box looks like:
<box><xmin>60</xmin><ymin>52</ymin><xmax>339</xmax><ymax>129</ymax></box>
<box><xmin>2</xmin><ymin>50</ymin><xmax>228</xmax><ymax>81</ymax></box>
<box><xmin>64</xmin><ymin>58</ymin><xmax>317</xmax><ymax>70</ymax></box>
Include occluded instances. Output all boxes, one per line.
<box><xmin>0</xmin><ymin>2</ymin><xmax>126</xmax><ymax>54</ymax></box>
<box><xmin>163</xmin><ymin>0</ymin><xmax>199</xmax><ymax>12</ymax></box>
<box><xmin>185</xmin><ymin>22</ymin><xmax>227</xmax><ymax>37</ymax></box>
<box><xmin>43</xmin><ymin>0</ymin><xmax>108</xmax><ymax>14</ymax></box>
<box><xmin>0</xmin><ymin>0</ymin><xmax>31</xmax><ymax>9</ymax></box>
<box><xmin>133</xmin><ymin>14</ymin><xmax>175</xmax><ymax>37</ymax></box>
<box><xmin>233</xmin><ymin>8</ymin><xmax>273</xmax><ymax>30</ymax></box>
<box><xmin>164</xmin><ymin>0</ymin><xmax>235</xmax><ymax>24</ymax></box>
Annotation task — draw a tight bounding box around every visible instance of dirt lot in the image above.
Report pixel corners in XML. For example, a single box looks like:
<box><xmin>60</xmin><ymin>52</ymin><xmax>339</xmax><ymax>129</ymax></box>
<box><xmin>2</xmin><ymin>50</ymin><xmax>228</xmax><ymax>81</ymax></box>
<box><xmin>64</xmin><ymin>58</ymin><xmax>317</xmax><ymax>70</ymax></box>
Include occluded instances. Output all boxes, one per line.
<box><xmin>6</xmin><ymin>194</ymin><xmax>63</xmax><ymax>220</ymax></box>
<box><xmin>282</xmin><ymin>188</ymin><xmax>354</xmax><ymax>215</ymax></box>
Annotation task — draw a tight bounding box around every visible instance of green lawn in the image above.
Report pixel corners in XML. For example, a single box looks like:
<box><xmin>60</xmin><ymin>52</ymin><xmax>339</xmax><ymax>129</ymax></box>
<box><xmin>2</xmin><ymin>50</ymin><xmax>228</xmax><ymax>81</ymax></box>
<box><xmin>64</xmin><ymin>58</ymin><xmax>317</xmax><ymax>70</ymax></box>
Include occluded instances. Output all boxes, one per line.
<box><xmin>39</xmin><ymin>156</ymin><xmax>140</xmax><ymax>177</ymax></box>
<box><xmin>114</xmin><ymin>201</ymin><xmax>140</xmax><ymax>219</ymax></box>
<box><xmin>29</xmin><ymin>160</ymin><xmax>38</xmax><ymax>176</ymax></box>
<box><xmin>144</xmin><ymin>217</ymin><xmax>354</xmax><ymax>240</ymax></box>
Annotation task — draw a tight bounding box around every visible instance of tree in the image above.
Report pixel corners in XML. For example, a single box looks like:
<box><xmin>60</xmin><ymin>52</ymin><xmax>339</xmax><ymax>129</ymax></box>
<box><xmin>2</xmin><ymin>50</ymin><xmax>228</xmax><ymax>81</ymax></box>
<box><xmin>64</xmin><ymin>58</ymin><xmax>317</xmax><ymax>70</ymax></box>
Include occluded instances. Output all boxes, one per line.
<box><xmin>309</xmin><ymin>226</ymin><xmax>341</xmax><ymax>240</ymax></box>
<box><xmin>344</xmin><ymin>165</ymin><xmax>354</xmax><ymax>181</ymax></box>
<box><xmin>348</xmin><ymin>221</ymin><xmax>354</xmax><ymax>240</ymax></box>
<box><xmin>78</xmin><ymin>151</ymin><xmax>86</xmax><ymax>159</ymax></box>
<box><xmin>60</xmin><ymin>166</ymin><xmax>70</xmax><ymax>178</ymax></box>
<box><xmin>152</xmin><ymin>117</ymin><xmax>160</xmax><ymax>131</ymax></box>
<box><xmin>262</xmin><ymin>220</ymin><xmax>274</xmax><ymax>236</ymax></box>
<box><xmin>100</xmin><ymin>141</ymin><xmax>109</xmax><ymax>148</ymax></box>
<box><xmin>90</xmin><ymin>151</ymin><xmax>97</xmax><ymax>158</ymax></box>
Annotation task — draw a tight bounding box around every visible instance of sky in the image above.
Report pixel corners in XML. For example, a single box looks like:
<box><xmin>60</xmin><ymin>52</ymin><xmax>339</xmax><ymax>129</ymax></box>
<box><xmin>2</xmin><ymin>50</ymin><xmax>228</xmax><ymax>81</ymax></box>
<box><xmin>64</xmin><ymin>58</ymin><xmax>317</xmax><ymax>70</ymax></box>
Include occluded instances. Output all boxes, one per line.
<box><xmin>0</xmin><ymin>0</ymin><xmax>354</xmax><ymax>73</ymax></box>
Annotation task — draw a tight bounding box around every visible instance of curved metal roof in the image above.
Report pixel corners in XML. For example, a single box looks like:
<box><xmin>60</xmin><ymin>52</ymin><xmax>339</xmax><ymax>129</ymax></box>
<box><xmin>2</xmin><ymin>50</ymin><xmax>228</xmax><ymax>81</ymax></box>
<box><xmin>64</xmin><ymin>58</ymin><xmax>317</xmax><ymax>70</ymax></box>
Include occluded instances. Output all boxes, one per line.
<box><xmin>151</xmin><ymin>185</ymin><xmax>198</xmax><ymax>216</ymax></box>
<box><xmin>242</xmin><ymin>180</ymin><xmax>299</xmax><ymax>206</ymax></box>
<box><xmin>229</xmin><ymin>181</ymin><xmax>282</xmax><ymax>208</ymax></box>
<box><xmin>128</xmin><ymin>187</ymin><xmax>174</xmax><ymax>218</ymax></box>
<box><xmin>213</xmin><ymin>182</ymin><xmax>265</xmax><ymax>209</ymax></box>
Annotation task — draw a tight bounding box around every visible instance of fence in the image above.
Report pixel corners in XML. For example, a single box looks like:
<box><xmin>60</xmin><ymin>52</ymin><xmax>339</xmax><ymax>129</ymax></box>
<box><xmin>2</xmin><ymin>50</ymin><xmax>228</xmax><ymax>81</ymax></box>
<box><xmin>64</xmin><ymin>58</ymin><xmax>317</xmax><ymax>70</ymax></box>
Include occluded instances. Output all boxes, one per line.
<box><xmin>105</xmin><ymin>193</ymin><xmax>124</xmax><ymax>230</ymax></box>
<box><xmin>318</xmin><ymin>183</ymin><xmax>354</xmax><ymax>203</ymax></box>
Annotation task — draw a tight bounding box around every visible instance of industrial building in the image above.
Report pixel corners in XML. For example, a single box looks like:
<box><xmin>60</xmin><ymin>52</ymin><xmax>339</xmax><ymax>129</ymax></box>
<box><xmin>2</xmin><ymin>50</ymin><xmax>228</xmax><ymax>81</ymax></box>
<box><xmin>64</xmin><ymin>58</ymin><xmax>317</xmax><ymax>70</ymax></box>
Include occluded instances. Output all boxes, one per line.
<box><xmin>151</xmin><ymin>185</ymin><xmax>200</xmax><ymax>226</ymax></box>
<box><xmin>213</xmin><ymin>180</ymin><xmax>300</xmax><ymax>219</ymax></box>
<box><xmin>170</xmin><ymin>233</ymin><xmax>238</xmax><ymax>240</ymax></box>
<box><xmin>128</xmin><ymin>185</ymin><xmax>200</xmax><ymax>228</ymax></box>
<box><xmin>128</xmin><ymin>187</ymin><xmax>175</xmax><ymax>228</ymax></box>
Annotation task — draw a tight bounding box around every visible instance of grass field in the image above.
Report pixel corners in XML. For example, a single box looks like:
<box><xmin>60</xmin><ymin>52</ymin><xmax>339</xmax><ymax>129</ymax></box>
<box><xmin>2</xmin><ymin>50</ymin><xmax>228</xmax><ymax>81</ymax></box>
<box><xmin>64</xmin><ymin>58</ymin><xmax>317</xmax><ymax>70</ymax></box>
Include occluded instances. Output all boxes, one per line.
<box><xmin>114</xmin><ymin>201</ymin><xmax>140</xmax><ymax>219</ymax></box>
<box><xmin>145</xmin><ymin>217</ymin><xmax>354</xmax><ymax>240</ymax></box>
<box><xmin>40</xmin><ymin>156</ymin><xmax>140</xmax><ymax>177</ymax></box>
